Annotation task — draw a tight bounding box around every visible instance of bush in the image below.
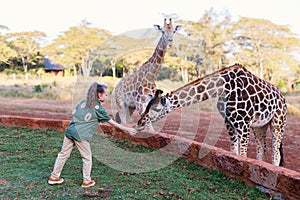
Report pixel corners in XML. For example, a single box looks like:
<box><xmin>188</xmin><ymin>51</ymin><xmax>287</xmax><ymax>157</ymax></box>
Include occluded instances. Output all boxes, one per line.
<box><xmin>157</xmin><ymin>66</ymin><xmax>181</xmax><ymax>81</ymax></box>
<box><xmin>277</xmin><ymin>79</ymin><xmax>286</xmax><ymax>89</ymax></box>
<box><xmin>33</xmin><ymin>85</ymin><xmax>43</xmax><ymax>93</ymax></box>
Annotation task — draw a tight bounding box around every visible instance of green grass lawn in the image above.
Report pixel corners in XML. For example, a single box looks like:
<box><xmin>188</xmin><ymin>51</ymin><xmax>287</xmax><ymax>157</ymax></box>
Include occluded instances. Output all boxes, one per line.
<box><xmin>0</xmin><ymin>125</ymin><xmax>268</xmax><ymax>199</ymax></box>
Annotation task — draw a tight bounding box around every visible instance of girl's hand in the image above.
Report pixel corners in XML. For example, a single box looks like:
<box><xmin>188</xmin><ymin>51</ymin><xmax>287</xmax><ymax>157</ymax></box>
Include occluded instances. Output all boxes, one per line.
<box><xmin>127</xmin><ymin>127</ymin><xmax>137</xmax><ymax>136</ymax></box>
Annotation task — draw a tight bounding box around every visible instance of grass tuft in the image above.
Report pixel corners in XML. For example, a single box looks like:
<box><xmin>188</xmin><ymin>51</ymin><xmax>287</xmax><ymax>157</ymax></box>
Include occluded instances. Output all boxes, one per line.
<box><xmin>287</xmin><ymin>103</ymin><xmax>300</xmax><ymax>116</ymax></box>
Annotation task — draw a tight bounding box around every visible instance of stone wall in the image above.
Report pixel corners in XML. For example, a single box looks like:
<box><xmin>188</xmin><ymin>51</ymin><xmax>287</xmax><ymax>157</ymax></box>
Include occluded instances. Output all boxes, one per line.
<box><xmin>1</xmin><ymin>115</ymin><xmax>299</xmax><ymax>199</ymax></box>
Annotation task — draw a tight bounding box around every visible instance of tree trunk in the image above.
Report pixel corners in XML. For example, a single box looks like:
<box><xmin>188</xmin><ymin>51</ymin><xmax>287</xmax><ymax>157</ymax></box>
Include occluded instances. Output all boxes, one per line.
<box><xmin>181</xmin><ymin>67</ymin><xmax>189</xmax><ymax>84</ymax></box>
<box><xmin>73</xmin><ymin>66</ymin><xmax>77</xmax><ymax>77</ymax></box>
<box><xmin>287</xmin><ymin>78</ymin><xmax>293</xmax><ymax>92</ymax></box>
<box><xmin>111</xmin><ymin>60</ymin><xmax>116</xmax><ymax>79</ymax></box>
<box><xmin>21</xmin><ymin>57</ymin><xmax>29</xmax><ymax>81</ymax></box>
<box><xmin>81</xmin><ymin>56</ymin><xmax>94</xmax><ymax>78</ymax></box>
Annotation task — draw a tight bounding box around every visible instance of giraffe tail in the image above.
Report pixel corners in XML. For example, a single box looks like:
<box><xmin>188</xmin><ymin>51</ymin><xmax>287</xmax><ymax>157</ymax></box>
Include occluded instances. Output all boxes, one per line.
<box><xmin>279</xmin><ymin>142</ymin><xmax>284</xmax><ymax>166</ymax></box>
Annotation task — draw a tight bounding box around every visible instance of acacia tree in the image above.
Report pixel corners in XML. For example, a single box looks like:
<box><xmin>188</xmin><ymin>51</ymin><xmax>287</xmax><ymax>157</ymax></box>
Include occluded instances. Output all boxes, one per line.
<box><xmin>229</xmin><ymin>17</ymin><xmax>300</xmax><ymax>85</ymax></box>
<box><xmin>43</xmin><ymin>21</ymin><xmax>111</xmax><ymax>77</ymax></box>
<box><xmin>164</xmin><ymin>51</ymin><xmax>194</xmax><ymax>83</ymax></box>
<box><xmin>0</xmin><ymin>26</ymin><xmax>17</xmax><ymax>65</ymax></box>
<box><xmin>5</xmin><ymin>31</ymin><xmax>45</xmax><ymax>77</ymax></box>
<box><xmin>111</xmin><ymin>30</ymin><xmax>161</xmax><ymax>78</ymax></box>
<box><xmin>178</xmin><ymin>8</ymin><xmax>232</xmax><ymax>76</ymax></box>
<box><xmin>88</xmin><ymin>34</ymin><xmax>147</xmax><ymax>78</ymax></box>
<box><xmin>0</xmin><ymin>39</ymin><xmax>17</xmax><ymax>65</ymax></box>
<box><xmin>167</xmin><ymin>34</ymin><xmax>196</xmax><ymax>83</ymax></box>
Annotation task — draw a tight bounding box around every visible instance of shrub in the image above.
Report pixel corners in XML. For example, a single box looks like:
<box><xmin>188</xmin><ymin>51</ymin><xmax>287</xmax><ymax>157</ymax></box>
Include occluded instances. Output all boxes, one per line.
<box><xmin>33</xmin><ymin>85</ymin><xmax>43</xmax><ymax>93</ymax></box>
<box><xmin>277</xmin><ymin>79</ymin><xmax>286</xmax><ymax>89</ymax></box>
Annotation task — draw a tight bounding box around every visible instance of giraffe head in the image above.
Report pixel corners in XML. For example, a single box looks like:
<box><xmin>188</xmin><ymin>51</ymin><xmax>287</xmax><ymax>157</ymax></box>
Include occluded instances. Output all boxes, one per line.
<box><xmin>154</xmin><ymin>18</ymin><xmax>181</xmax><ymax>47</ymax></box>
<box><xmin>137</xmin><ymin>94</ymin><xmax>171</xmax><ymax>130</ymax></box>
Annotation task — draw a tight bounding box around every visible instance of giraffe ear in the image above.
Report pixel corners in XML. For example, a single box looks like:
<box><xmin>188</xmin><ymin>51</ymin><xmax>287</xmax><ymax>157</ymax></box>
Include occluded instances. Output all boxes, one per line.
<box><xmin>154</xmin><ymin>25</ymin><xmax>162</xmax><ymax>31</ymax></box>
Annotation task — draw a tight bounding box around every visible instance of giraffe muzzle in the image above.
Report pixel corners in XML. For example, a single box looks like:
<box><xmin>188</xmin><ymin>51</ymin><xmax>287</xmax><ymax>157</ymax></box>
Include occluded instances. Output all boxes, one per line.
<box><xmin>168</xmin><ymin>39</ymin><xmax>173</xmax><ymax>47</ymax></box>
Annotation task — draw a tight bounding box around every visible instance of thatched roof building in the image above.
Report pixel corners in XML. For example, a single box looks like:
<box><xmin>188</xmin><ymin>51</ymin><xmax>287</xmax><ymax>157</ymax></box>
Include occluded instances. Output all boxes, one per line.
<box><xmin>43</xmin><ymin>59</ymin><xmax>65</xmax><ymax>76</ymax></box>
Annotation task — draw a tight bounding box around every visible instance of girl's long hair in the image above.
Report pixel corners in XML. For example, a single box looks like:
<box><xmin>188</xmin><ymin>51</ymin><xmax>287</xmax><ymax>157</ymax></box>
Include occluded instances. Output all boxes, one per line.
<box><xmin>86</xmin><ymin>82</ymin><xmax>107</xmax><ymax>108</ymax></box>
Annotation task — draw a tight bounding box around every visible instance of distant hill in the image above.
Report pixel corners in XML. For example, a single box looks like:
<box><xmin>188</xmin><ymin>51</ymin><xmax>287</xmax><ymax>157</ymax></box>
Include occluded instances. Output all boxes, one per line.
<box><xmin>117</xmin><ymin>27</ymin><xmax>185</xmax><ymax>48</ymax></box>
<box><xmin>119</xmin><ymin>28</ymin><xmax>161</xmax><ymax>40</ymax></box>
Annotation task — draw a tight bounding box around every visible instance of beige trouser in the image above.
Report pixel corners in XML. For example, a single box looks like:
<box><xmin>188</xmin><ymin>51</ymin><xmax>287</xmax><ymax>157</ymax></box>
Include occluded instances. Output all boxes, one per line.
<box><xmin>50</xmin><ymin>136</ymin><xmax>92</xmax><ymax>182</ymax></box>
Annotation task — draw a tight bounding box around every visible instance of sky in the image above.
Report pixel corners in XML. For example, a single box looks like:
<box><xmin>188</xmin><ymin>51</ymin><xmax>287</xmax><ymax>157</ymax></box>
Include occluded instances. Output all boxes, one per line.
<box><xmin>1</xmin><ymin>0</ymin><xmax>300</xmax><ymax>39</ymax></box>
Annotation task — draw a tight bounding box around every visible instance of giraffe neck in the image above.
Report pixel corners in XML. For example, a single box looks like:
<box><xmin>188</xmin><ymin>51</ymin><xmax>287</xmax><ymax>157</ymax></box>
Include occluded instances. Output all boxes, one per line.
<box><xmin>138</xmin><ymin>37</ymin><xmax>168</xmax><ymax>78</ymax></box>
<box><xmin>165</xmin><ymin>64</ymin><xmax>252</xmax><ymax>111</ymax></box>
<box><xmin>146</xmin><ymin>65</ymin><xmax>244</xmax><ymax>124</ymax></box>
<box><xmin>167</xmin><ymin>71</ymin><xmax>226</xmax><ymax>110</ymax></box>
<box><xmin>145</xmin><ymin>71</ymin><xmax>228</xmax><ymax>125</ymax></box>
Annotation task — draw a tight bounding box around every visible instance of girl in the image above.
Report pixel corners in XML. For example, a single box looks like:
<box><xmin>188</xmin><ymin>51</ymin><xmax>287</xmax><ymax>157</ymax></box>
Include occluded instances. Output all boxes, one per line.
<box><xmin>48</xmin><ymin>82</ymin><xmax>136</xmax><ymax>188</ymax></box>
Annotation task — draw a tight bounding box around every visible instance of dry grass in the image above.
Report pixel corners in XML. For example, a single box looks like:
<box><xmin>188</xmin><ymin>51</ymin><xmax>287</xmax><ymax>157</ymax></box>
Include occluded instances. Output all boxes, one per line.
<box><xmin>0</xmin><ymin>73</ymin><xmax>121</xmax><ymax>101</ymax></box>
<box><xmin>287</xmin><ymin>103</ymin><xmax>300</xmax><ymax>116</ymax></box>
<box><xmin>1</xmin><ymin>72</ymin><xmax>300</xmax><ymax>115</ymax></box>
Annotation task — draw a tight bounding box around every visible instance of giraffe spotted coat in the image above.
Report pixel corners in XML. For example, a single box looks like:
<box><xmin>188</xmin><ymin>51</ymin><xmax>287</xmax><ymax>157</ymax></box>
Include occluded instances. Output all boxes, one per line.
<box><xmin>113</xmin><ymin>18</ymin><xmax>181</xmax><ymax>125</ymax></box>
<box><xmin>137</xmin><ymin>64</ymin><xmax>287</xmax><ymax>166</ymax></box>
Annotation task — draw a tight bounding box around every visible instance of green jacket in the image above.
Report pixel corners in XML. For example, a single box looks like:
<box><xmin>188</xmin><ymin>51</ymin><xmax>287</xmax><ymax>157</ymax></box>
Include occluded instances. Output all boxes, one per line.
<box><xmin>65</xmin><ymin>100</ymin><xmax>111</xmax><ymax>141</ymax></box>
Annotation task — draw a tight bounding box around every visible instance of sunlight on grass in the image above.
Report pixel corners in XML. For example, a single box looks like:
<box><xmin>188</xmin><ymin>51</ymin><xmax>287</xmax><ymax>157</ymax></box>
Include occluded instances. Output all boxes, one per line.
<box><xmin>0</xmin><ymin>125</ymin><xmax>268</xmax><ymax>199</ymax></box>
<box><xmin>0</xmin><ymin>73</ymin><xmax>121</xmax><ymax>101</ymax></box>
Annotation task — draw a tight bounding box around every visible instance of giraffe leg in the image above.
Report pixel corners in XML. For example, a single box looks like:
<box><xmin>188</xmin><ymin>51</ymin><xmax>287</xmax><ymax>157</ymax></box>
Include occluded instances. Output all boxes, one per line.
<box><xmin>115</xmin><ymin>112</ymin><xmax>122</xmax><ymax>124</ymax></box>
<box><xmin>252</xmin><ymin>124</ymin><xmax>268</xmax><ymax>161</ymax></box>
<box><xmin>225</xmin><ymin>121</ymin><xmax>239</xmax><ymax>155</ymax></box>
<box><xmin>124</xmin><ymin>105</ymin><xmax>134</xmax><ymax>123</ymax></box>
<box><xmin>239</xmin><ymin>133</ymin><xmax>248</xmax><ymax>157</ymax></box>
<box><xmin>270</xmin><ymin>118</ymin><xmax>285</xmax><ymax>166</ymax></box>
<box><xmin>239</xmin><ymin>126</ymin><xmax>251</xmax><ymax>157</ymax></box>
<box><xmin>111</xmin><ymin>90</ymin><xmax>123</xmax><ymax>123</ymax></box>
<box><xmin>218</xmin><ymin>99</ymin><xmax>240</xmax><ymax>153</ymax></box>
<box><xmin>117</xmin><ymin>102</ymin><xmax>130</xmax><ymax>124</ymax></box>
<box><xmin>127</xmin><ymin>107</ymin><xmax>136</xmax><ymax>123</ymax></box>
<box><xmin>113</xmin><ymin>89</ymin><xmax>129</xmax><ymax>123</ymax></box>
<box><xmin>117</xmin><ymin>96</ymin><xmax>136</xmax><ymax>123</ymax></box>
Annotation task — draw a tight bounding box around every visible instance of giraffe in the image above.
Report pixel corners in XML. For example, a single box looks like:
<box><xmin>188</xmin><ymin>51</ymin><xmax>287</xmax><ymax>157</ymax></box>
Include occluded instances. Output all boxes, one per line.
<box><xmin>137</xmin><ymin>64</ymin><xmax>287</xmax><ymax>166</ymax></box>
<box><xmin>113</xmin><ymin>18</ymin><xmax>181</xmax><ymax>124</ymax></box>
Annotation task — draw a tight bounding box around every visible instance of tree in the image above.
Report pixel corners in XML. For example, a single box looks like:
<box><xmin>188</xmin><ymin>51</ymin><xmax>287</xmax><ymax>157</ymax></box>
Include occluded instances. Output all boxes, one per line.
<box><xmin>42</xmin><ymin>21</ymin><xmax>111</xmax><ymax>77</ymax></box>
<box><xmin>0</xmin><ymin>25</ymin><xmax>17</xmax><ymax>65</ymax></box>
<box><xmin>0</xmin><ymin>40</ymin><xmax>17</xmax><ymax>66</ymax></box>
<box><xmin>5</xmin><ymin>31</ymin><xmax>46</xmax><ymax>79</ymax></box>
<box><xmin>178</xmin><ymin>8</ymin><xmax>232</xmax><ymax>76</ymax></box>
<box><xmin>117</xmin><ymin>48</ymin><xmax>154</xmax><ymax>75</ymax></box>
<box><xmin>0</xmin><ymin>40</ymin><xmax>17</xmax><ymax>65</ymax></box>
<box><xmin>105</xmin><ymin>30</ymin><xmax>162</xmax><ymax>78</ymax></box>
<box><xmin>87</xmin><ymin>34</ymin><xmax>147</xmax><ymax>78</ymax></box>
<box><xmin>229</xmin><ymin>17</ymin><xmax>300</xmax><ymax>84</ymax></box>
<box><xmin>164</xmin><ymin>51</ymin><xmax>194</xmax><ymax>83</ymax></box>
<box><xmin>167</xmin><ymin>34</ymin><xmax>197</xmax><ymax>83</ymax></box>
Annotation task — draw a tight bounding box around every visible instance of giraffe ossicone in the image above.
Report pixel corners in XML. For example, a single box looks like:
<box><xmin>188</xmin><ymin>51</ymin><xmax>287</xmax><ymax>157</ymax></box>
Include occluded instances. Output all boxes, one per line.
<box><xmin>113</xmin><ymin>18</ymin><xmax>181</xmax><ymax>127</ymax></box>
<box><xmin>137</xmin><ymin>63</ymin><xmax>287</xmax><ymax>166</ymax></box>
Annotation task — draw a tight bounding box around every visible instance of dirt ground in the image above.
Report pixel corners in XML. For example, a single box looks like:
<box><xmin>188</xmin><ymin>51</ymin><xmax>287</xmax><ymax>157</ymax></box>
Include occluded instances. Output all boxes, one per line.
<box><xmin>0</xmin><ymin>96</ymin><xmax>299</xmax><ymax>173</ymax></box>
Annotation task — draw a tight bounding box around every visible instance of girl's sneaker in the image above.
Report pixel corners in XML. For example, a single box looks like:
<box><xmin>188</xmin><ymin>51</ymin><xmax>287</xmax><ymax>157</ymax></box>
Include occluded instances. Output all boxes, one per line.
<box><xmin>81</xmin><ymin>180</ymin><xmax>95</xmax><ymax>188</ymax></box>
<box><xmin>48</xmin><ymin>177</ymin><xmax>64</xmax><ymax>185</ymax></box>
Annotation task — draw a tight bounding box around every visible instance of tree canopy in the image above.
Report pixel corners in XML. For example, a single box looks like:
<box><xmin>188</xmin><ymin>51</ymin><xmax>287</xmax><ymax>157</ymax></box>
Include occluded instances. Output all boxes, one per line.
<box><xmin>230</xmin><ymin>17</ymin><xmax>300</xmax><ymax>83</ymax></box>
<box><xmin>1</xmin><ymin>9</ymin><xmax>300</xmax><ymax>89</ymax></box>
<box><xmin>42</xmin><ymin>21</ymin><xmax>112</xmax><ymax>77</ymax></box>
